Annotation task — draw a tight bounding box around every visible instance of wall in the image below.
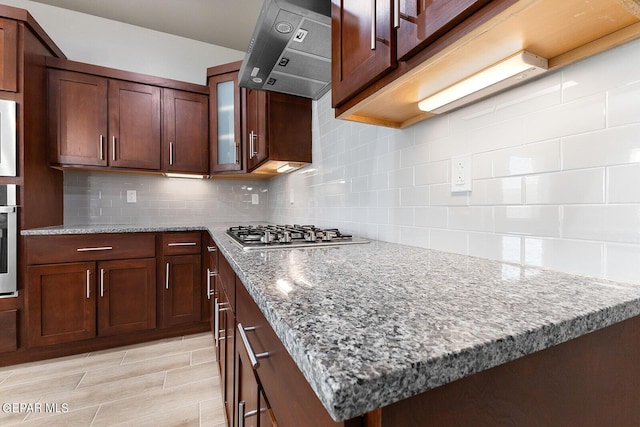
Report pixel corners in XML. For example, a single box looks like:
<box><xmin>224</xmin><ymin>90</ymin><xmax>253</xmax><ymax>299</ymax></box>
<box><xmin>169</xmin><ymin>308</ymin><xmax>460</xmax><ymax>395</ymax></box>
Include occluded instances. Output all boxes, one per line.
<box><xmin>64</xmin><ymin>172</ymin><xmax>269</xmax><ymax>225</ymax></box>
<box><xmin>5</xmin><ymin>0</ymin><xmax>244</xmax><ymax>84</ymax></box>
<box><xmin>269</xmin><ymin>38</ymin><xmax>640</xmax><ymax>284</ymax></box>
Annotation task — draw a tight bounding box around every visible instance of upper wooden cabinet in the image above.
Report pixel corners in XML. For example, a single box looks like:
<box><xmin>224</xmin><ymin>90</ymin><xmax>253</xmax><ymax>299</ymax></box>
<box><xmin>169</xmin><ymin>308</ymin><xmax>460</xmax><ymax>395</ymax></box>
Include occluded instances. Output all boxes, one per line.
<box><xmin>396</xmin><ymin>0</ymin><xmax>491</xmax><ymax>60</ymax></box>
<box><xmin>162</xmin><ymin>88</ymin><xmax>209</xmax><ymax>175</ymax></box>
<box><xmin>46</xmin><ymin>58</ymin><xmax>209</xmax><ymax>174</ymax></box>
<box><xmin>332</xmin><ymin>0</ymin><xmax>640</xmax><ymax>128</ymax></box>
<box><xmin>331</xmin><ymin>0</ymin><xmax>396</xmax><ymax>107</ymax></box>
<box><xmin>208</xmin><ymin>62</ymin><xmax>244</xmax><ymax>174</ymax></box>
<box><xmin>244</xmin><ymin>90</ymin><xmax>312</xmax><ymax>175</ymax></box>
<box><xmin>0</xmin><ymin>18</ymin><xmax>18</xmax><ymax>92</ymax></box>
<box><xmin>48</xmin><ymin>69</ymin><xmax>161</xmax><ymax>170</ymax></box>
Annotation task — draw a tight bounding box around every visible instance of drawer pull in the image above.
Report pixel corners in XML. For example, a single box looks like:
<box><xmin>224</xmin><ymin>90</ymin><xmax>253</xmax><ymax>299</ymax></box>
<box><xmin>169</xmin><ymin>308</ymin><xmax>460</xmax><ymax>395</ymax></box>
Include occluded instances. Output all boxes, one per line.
<box><xmin>207</xmin><ymin>245</ymin><xmax>217</xmax><ymax>252</ymax></box>
<box><xmin>238</xmin><ymin>401</ymin><xmax>265</xmax><ymax>427</ymax></box>
<box><xmin>86</xmin><ymin>270</ymin><xmax>91</xmax><ymax>299</ymax></box>
<box><xmin>214</xmin><ymin>298</ymin><xmax>230</xmax><ymax>347</ymax></box>
<box><xmin>77</xmin><ymin>246</ymin><xmax>113</xmax><ymax>252</ymax></box>
<box><xmin>167</xmin><ymin>242</ymin><xmax>197</xmax><ymax>247</ymax></box>
<box><xmin>100</xmin><ymin>268</ymin><xmax>105</xmax><ymax>297</ymax></box>
<box><xmin>206</xmin><ymin>268</ymin><xmax>213</xmax><ymax>300</ymax></box>
<box><xmin>238</xmin><ymin>323</ymin><xmax>270</xmax><ymax>369</ymax></box>
<box><xmin>165</xmin><ymin>263</ymin><xmax>170</xmax><ymax>289</ymax></box>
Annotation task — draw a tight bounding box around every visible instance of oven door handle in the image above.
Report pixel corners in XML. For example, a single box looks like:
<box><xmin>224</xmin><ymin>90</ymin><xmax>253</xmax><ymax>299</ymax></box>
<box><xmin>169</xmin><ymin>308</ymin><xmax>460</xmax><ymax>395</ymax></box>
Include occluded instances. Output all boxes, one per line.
<box><xmin>0</xmin><ymin>206</ymin><xmax>16</xmax><ymax>213</ymax></box>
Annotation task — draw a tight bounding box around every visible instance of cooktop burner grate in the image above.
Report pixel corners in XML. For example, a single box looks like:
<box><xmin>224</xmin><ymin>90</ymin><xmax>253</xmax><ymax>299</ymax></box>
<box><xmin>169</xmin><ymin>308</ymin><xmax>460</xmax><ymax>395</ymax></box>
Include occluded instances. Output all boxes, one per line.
<box><xmin>226</xmin><ymin>225</ymin><xmax>368</xmax><ymax>250</ymax></box>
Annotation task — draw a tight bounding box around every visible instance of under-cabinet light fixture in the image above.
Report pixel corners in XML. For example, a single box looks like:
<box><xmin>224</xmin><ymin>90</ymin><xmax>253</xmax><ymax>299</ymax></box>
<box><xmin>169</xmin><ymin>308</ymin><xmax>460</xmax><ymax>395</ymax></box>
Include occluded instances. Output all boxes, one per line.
<box><xmin>418</xmin><ymin>50</ymin><xmax>548</xmax><ymax>114</ymax></box>
<box><xmin>276</xmin><ymin>162</ymin><xmax>307</xmax><ymax>173</ymax></box>
<box><xmin>164</xmin><ymin>173</ymin><xmax>206</xmax><ymax>179</ymax></box>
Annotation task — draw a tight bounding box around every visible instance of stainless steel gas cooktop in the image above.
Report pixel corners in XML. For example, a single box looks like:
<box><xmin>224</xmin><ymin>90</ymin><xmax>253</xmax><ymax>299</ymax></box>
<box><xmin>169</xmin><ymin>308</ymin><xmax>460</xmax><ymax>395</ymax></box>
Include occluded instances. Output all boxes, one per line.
<box><xmin>226</xmin><ymin>225</ymin><xmax>369</xmax><ymax>251</ymax></box>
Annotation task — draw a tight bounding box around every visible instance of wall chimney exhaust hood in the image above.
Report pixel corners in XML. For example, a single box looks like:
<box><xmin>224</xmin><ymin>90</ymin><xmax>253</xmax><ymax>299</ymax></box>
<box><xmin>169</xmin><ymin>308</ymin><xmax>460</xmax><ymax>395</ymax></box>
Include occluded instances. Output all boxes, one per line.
<box><xmin>238</xmin><ymin>0</ymin><xmax>331</xmax><ymax>100</ymax></box>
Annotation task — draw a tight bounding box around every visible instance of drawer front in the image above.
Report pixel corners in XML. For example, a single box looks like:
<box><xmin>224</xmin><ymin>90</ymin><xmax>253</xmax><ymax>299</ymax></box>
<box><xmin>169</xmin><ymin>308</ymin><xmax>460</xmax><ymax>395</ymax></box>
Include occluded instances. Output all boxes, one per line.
<box><xmin>26</xmin><ymin>233</ymin><xmax>156</xmax><ymax>265</ymax></box>
<box><xmin>236</xmin><ymin>282</ymin><xmax>341</xmax><ymax>427</ymax></box>
<box><xmin>162</xmin><ymin>232</ymin><xmax>202</xmax><ymax>255</ymax></box>
<box><xmin>0</xmin><ymin>309</ymin><xmax>17</xmax><ymax>353</ymax></box>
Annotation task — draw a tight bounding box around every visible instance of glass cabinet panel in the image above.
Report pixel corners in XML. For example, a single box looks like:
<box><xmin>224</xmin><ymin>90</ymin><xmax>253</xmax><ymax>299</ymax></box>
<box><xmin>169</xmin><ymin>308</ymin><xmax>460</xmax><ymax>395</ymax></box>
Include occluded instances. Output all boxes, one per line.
<box><xmin>216</xmin><ymin>80</ymin><xmax>236</xmax><ymax>165</ymax></box>
<box><xmin>209</xmin><ymin>64</ymin><xmax>243</xmax><ymax>173</ymax></box>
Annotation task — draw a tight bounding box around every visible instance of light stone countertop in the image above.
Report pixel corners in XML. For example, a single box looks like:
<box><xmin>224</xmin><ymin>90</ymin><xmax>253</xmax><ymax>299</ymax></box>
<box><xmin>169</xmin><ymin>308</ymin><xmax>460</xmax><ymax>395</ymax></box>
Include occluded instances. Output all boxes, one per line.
<box><xmin>22</xmin><ymin>223</ymin><xmax>640</xmax><ymax>421</ymax></box>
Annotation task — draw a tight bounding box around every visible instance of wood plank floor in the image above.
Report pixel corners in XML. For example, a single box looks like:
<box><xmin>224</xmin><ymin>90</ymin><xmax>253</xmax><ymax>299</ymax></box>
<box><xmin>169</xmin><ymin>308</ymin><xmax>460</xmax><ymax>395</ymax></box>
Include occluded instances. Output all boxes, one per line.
<box><xmin>0</xmin><ymin>333</ymin><xmax>225</xmax><ymax>426</ymax></box>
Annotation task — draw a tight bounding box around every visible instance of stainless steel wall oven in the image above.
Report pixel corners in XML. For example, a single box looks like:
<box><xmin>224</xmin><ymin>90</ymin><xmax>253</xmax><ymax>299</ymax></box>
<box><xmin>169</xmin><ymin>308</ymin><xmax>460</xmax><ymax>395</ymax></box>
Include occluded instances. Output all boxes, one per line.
<box><xmin>0</xmin><ymin>184</ymin><xmax>17</xmax><ymax>296</ymax></box>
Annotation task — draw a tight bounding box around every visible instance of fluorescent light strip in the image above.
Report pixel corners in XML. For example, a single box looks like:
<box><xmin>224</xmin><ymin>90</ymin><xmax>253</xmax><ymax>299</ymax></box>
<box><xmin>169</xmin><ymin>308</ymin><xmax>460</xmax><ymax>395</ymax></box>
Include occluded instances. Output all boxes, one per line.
<box><xmin>418</xmin><ymin>51</ymin><xmax>548</xmax><ymax>114</ymax></box>
<box><xmin>164</xmin><ymin>173</ymin><xmax>206</xmax><ymax>179</ymax></box>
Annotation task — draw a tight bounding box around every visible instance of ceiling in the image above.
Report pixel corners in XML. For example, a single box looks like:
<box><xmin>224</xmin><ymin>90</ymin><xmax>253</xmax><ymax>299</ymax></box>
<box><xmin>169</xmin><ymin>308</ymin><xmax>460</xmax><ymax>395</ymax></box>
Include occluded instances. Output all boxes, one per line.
<box><xmin>28</xmin><ymin>0</ymin><xmax>264</xmax><ymax>52</ymax></box>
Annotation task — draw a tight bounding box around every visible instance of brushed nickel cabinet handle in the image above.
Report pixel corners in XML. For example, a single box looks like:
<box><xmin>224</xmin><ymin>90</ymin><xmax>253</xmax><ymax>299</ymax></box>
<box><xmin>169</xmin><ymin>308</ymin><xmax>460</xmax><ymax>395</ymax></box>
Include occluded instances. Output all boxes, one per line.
<box><xmin>235</xmin><ymin>142</ymin><xmax>240</xmax><ymax>164</ymax></box>
<box><xmin>100</xmin><ymin>268</ymin><xmax>105</xmax><ymax>297</ymax></box>
<box><xmin>165</xmin><ymin>262</ymin><xmax>170</xmax><ymax>289</ymax></box>
<box><xmin>86</xmin><ymin>270</ymin><xmax>91</xmax><ymax>299</ymax></box>
<box><xmin>371</xmin><ymin>0</ymin><xmax>376</xmax><ymax>50</ymax></box>
<box><xmin>167</xmin><ymin>242</ymin><xmax>197</xmax><ymax>247</ymax></box>
<box><xmin>112</xmin><ymin>136</ymin><xmax>116</xmax><ymax>161</ymax></box>
<box><xmin>394</xmin><ymin>0</ymin><xmax>399</xmax><ymax>28</ymax></box>
<box><xmin>99</xmin><ymin>135</ymin><xmax>104</xmax><ymax>160</ymax></box>
<box><xmin>169</xmin><ymin>142</ymin><xmax>174</xmax><ymax>165</ymax></box>
<box><xmin>206</xmin><ymin>268</ymin><xmax>212</xmax><ymax>300</ymax></box>
<box><xmin>76</xmin><ymin>246</ymin><xmax>113</xmax><ymax>252</ymax></box>
<box><xmin>207</xmin><ymin>245</ymin><xmax>217</xmax><ymax>252</ymax></box>
<box><xmin>238</xmin><ymin>401</ymin><xmax>246</xmax><ymax>427</ymax></box>
<box><xmin>214</xmin><ymin>298</ymin><xmax>230</xmax><ymax>347</ymax></box>
<box><xmin>237</xmin><ymin>323</ymin><xmax>270</xmax><ymax>369</ymax></box>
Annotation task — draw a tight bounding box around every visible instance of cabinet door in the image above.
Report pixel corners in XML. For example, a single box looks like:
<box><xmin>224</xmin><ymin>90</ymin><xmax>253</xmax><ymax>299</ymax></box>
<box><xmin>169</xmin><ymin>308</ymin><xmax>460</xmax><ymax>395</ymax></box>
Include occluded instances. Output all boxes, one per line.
<box><xmin>0</xmin><ymin>18</ymin><xmax>18</xmax><ymax>92</ymax></box>
<box><xmin>214</xmin><ymin>288</ymin><xmax>235</xmax><ymax>424</ymax></box>
<box><xmin>163</xmin><ymin>89</ymin><xmax>209</xmax><ymax>174</ymax></box>
<box><xmin>209</xmin><ymin>68</ymin><xmax>243</xmax><ymax>173</ymax></box>
<box><xmin>331</xmin><ymin>0</ymin><xmax>396</xmax><ymax>107</ymax></box>
<box><xmin>245</xmin><ymin>88</ymin><xmax>268</xmax><ymax>171</ymax></box>
<box><xmin>97</xmin><ymin>258</ymin><xmax>156</xmax><ymax>336</ymax></box>
<box><xmin>48</xmin><ymin>70</ymin><xmax>108</xmax><ymax>167</ymax></box>
<box><xmin>27</xmin><ymin>262</ymin><xmax>96</xmax><ymax>347</ymax></box>
<box><xmin>160</xmin><ymin>254</ymin><xmax>202</xmax><ymax>327</ymax></box>
<box><xmin>397</xmin><ymin>0</ymin><xmax>491</xmax><ymax>60</ymax></box>
<box><xmin>236</xmin><ymin>324</ymin><xmax>260</xmax><ymax>427</ymax></box>
<box><xmin>109</xmin><ymin>80</ymin><xmax>161</xmax><ymax>170</ymax></box>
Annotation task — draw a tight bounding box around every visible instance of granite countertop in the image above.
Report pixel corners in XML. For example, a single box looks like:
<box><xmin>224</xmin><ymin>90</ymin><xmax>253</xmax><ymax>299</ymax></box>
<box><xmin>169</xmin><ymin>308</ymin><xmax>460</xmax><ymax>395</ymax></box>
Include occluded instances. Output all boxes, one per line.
<box><xmin>22</xmin><ymin>224</ymin><xmax>640</xmax><ymax>421</ymax></box>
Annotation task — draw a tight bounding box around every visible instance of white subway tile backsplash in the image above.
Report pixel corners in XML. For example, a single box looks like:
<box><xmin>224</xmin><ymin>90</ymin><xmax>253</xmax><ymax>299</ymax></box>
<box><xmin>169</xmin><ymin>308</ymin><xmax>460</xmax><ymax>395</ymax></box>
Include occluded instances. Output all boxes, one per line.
<box><xmin>524</xmin><ymin>238</ymin><xmax>603</xmax><ymax>277</ymax></box>
<box><xmin>414</xmin><ymin>207</ymin><xmax>448</xmax><ymax>229</ymax></box>
<box><xmin>607</xmin><ymin>164</ymin><xmax>640</xmax><ymax>203</ymax></box>
<box><xmin>561</xmin><ymin>124</ymin><xmax>640</xmax><ymax>170</ymax></box>
<box><xmin>400</xmin><ymin>186</ymin><xmax>430</xmax><ymax>207</ymax></box>
<box><xmin>494</xmin><ymin>206</ymin><xmax>561</xmax><ymax>237</ymax></box>
<box><xmin>482</xmin><ymin>139</ymin><xmax>561</xmax><ymax>178</ymax></box>
<box><xmin>429</xmin><ymin>183</ymin><xmax>468</xmax><ymax>206</ymax></box>
<box><xmin>524</xmin><ymin>169</ymin><xmax>605</xmax><ymax>205</ymax></box>
<box><xmin>429</xmin><ymin>229</ymin><xmax>468</xmax><ymax>255</ymax></box>
<box><xmin>605</xmin><ymin>243</ymin><xmax>640</xmax><ymax>284</ymax></box>
<box><xmin>468</xmin><ymin>233</ymin><xmax>521</xmax><ymax>264</ymax></box>
<box><xmin>525</xmin><ymin>93</ymin><xmax>606</xmax><ymax>143</ymax></box>
<box><xmin>448</xmin><ymin>206</ymin><xmax>494</xmax><ymax>232</ymax></box>
<box><xmin>469</xmin><ymin>177</ymin><xmax>522</xmax><ymax>206</ymax></box>
<box><xmin>415</xmin><ymin>160</ymin><xmax>448</xmax><ymax>185</ymax></box>
<box><xmin>608</xmin><ymin>81</ymin><xmax>640</xmax><ymax>127</ymax></box>
<box><xmin>389</xmin><ymin>168</ymin><xmax>414</xmax><ymax>188</ymax></box>
<box><xmin>562</xmin><ymin>205</ymin><xmax>640</xmax><ymax>244</ymax></box>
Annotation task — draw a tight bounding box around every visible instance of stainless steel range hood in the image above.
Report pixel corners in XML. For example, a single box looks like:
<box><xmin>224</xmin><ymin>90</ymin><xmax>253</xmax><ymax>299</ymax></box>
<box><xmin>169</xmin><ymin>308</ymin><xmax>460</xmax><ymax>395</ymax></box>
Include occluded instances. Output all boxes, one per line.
<box><xmin>238</xmin><ymin>0</ymin><xmax>331</xmax><ymax>100</ymax></box>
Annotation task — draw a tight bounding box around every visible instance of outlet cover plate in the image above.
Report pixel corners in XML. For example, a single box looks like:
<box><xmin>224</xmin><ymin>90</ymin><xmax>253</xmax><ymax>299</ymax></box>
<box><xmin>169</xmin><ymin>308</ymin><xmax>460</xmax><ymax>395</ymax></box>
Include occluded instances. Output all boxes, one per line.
<box><xmin>451</xmin><ymin>154</ymin><xmax>472</xmax><ymax>193</ymax></box>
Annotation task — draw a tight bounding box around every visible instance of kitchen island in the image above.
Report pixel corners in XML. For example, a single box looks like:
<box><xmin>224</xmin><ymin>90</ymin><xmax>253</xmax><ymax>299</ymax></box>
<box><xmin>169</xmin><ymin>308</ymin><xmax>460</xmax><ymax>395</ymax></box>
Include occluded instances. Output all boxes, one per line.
<box><xmin>22</xmin><ymin>223</ymin><xmax>640</xmax><ymax>425</ymax></box>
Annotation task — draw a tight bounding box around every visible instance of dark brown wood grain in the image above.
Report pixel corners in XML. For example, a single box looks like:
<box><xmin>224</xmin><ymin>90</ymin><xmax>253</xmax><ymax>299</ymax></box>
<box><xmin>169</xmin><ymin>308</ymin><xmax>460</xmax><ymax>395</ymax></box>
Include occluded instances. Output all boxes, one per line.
<box><xmin>0</xmin><ymin>310</ymin><xmax>17</xmax><ymax>352</ymax></box>
<box><xmin>331</xmin><ymin>0</ymin><xmax>397</xmax><ymax>107</ymax></box>
<box><xmin>266</xmin><ymin>92</ymin><xmax>312</xmax><ymax>164</ymax></box>
<box><xmin>162</xmin><ymin>88</ymin><xmax>209</xmax><ymax>174</ymax></box>
<box><xmin>159</xmin><ymin>253</ymin><xmax>202</xmax><ymax>328</ymax></box>
<box><xmin>97</xmin><ymin>258</ymin><xmax>156</xmax><ymax>336</ymax></box>
<box><xmin>0</xmin><ymin>18</ymin><xmax>18</xmax><ymax>92</ymax></box>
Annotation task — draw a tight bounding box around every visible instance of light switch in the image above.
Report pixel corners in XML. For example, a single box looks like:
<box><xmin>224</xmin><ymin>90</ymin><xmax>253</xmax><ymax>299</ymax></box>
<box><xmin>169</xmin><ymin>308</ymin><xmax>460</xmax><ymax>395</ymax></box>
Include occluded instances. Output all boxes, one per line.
<box><xmin>126</xmin><ymin>190</ymin><xmax>137</xmax><ymax>203</ymax></box>
<box><xmin>252</xmin><ymin>194</ymin><xmax>259</xmax><ymax>205</ymax></box>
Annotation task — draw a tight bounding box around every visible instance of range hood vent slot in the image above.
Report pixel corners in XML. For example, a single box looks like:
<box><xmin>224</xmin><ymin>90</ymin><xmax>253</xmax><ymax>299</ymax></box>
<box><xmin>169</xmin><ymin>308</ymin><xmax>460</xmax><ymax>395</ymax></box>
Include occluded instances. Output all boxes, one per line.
<box><xmin>239</xmin><ymin>0</ymin><xmax>331</xmax><ymax>100</ymax></box>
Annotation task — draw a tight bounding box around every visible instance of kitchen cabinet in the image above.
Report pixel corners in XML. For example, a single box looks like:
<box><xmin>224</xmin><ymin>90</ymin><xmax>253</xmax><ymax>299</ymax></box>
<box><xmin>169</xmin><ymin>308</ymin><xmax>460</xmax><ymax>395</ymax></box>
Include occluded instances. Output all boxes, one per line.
<box><xmin>208</xmin><ymin>62</ymin><xmax>244</xmax><ymax>174</ymax></box>
<box><xmin>48</xmin><ymin>69</ymin><xmax>161</xmax><ymax>170</ymax></box>
<box><xmin>0</xmin><ymin>18</ymin><xmax>18</xmax><ymax>92</ymax></box>
<box><xmin>162</xmin><ymin>88</ymin><xmax>209</xmax><ymax>174</ymax></box>
<box><xmin>244</xmin><ymin>90</ymin><xmax>312</xmax><ymax>175</ymax></box>
<box><xmin>215</xmin><ymin>252</ymin><xmax>237</xmax><ymax>425</ymax></box>
<box><xmin>396</xmin><ymin>0</ymin><xmax>491</xmax><ymax>60</ymax></box>
<box><xmin>25</xmin><ymin>233</ymin><xmax>157</xmax><ymax>347</ymax></box>
<box><xmin>208</xmin><ymin>61</ymin><xmax>313</xmax><ymax>177</ymax></box>
<box><xmin>159</xmin><ymin>232</ymin><xmax>202</xmax><ymax>328</ymax></box>
<box><xmin>331</xmin><ymin>0</ymin><xmax>640</xmax><ymax>128</ymax></box>
<box><xmin>0</xmin><ymin>309</ymin><xmax>17</xmax><ymax>352</ymax></box>
<box><xmin>330</xmin><ymin>0</ymin><xmax>396</xmax><ymax>108</ymax></box>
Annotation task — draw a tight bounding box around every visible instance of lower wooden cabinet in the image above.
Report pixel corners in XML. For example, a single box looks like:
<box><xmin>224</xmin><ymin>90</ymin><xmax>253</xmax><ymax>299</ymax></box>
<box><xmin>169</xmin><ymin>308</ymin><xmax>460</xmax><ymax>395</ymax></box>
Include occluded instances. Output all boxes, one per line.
<box><xmin>160</xmin><ymin>254</ymin><xmax>201</xmax><ymax>327</ymax></box>
<box><xmin>27</xmin><ymin>258</ymin><xmax>156</xmax><ymax>347</ymax></box>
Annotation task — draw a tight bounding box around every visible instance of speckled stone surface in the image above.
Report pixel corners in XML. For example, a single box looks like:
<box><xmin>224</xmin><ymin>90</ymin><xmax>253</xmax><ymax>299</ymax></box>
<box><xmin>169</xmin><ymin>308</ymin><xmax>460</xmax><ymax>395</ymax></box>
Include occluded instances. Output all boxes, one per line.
<box><xmin>22</xmin><ymin>223</ymin><xmax>640</xmax><ymax>421</ymax></box>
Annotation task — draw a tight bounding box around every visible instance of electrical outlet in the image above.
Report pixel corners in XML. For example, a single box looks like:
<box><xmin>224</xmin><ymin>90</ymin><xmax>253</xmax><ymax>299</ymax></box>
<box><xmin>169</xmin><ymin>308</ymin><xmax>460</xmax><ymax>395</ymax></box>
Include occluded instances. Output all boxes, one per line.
<box><xmin>252</xmin><ymin>194</ymin><xmax>259</xmax><ymax>205</ymax></box>
<box><xmin>451</xmin><ymin>155</ymin><xmax>472</xmax><ymax>193</ymax></box>
<box><xmin>126</xmin><ymin>190</ymin><xmax>137</xmax><ymax>203</ymax></box>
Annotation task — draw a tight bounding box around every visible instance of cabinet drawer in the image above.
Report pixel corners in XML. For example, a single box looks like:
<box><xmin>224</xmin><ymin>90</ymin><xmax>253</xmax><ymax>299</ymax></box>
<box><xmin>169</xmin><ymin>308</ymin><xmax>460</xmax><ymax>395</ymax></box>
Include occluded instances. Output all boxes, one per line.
<box><xmin>26</xmin><ymin>233</ymin><xmax>156</xmax><ymax>265</ymax></box>
<box><xmin>161</xmin><ymin>232</ymin><xmax>202</xmax><ymax>255</ymax></box>
<box><xmin>236</xmin><ymin>282</ymin><xmax>341</xmax><ymax>426</ymax></box>
<box><xmin>218</xmin><ymin>253</ymin><xmax>235</xmax><ymax>311</ymax></box>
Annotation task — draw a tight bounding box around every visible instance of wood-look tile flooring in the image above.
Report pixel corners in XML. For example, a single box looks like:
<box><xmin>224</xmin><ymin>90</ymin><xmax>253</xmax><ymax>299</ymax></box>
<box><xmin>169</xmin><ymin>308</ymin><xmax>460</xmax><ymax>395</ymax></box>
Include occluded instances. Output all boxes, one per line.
<box><xmin>0</xmin><ymin>333</ymin><xmax>225</xmax><ymax>426</ymax></box>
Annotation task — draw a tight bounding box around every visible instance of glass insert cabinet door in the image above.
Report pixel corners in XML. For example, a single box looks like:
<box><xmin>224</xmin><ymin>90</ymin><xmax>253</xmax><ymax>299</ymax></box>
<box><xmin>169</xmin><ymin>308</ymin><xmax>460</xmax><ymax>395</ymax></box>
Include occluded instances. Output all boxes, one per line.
<box><xmin>210</xmin><ymin>69</ymin><xmax>243</xmax><ymax>173</ymax></box>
